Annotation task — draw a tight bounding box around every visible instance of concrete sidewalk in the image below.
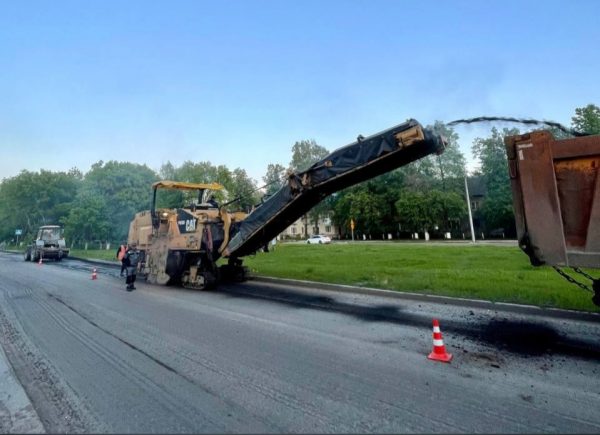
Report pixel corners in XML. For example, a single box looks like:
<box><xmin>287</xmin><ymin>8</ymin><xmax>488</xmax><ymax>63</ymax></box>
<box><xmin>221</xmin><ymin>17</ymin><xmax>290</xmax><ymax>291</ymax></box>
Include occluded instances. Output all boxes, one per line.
<box><xmin>0</xmin><ymin>344</ymin><xmax>44</xmax><ymax>433</ymax></box>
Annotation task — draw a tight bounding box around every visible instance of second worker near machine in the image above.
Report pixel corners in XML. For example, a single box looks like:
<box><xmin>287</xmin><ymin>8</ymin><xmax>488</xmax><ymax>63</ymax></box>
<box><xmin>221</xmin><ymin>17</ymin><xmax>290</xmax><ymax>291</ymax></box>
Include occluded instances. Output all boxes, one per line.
<box><xmin>123</xmin><ymin>243</ymin><xmax>140</xmax><ymax>291</ymax></box>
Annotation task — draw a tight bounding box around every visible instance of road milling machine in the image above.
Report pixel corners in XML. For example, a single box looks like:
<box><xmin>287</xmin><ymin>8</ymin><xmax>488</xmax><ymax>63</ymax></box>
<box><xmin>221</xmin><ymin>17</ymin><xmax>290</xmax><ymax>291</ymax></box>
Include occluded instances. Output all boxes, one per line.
<box><xmin>127</xmin><ymin>117</ymin><xmax>600</xmax><ymax>305</ymax></box>
<box><xmin>128</xmin><ymin>119</ymin><xmax>446</xmax><ymax>289</ymax></box>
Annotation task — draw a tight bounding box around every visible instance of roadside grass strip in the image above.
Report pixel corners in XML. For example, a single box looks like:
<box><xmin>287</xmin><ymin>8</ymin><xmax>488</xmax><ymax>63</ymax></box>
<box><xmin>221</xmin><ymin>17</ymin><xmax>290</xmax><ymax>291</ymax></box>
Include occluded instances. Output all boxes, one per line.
<box><xmin>242</xmin><ymin>243</ymin><xmax>600</xmax><ymax>312</ymax></box>
<box><xmin>58</xmin><ymin>243</ymin><xmax>599</xmax><ymax>312</ymax></box>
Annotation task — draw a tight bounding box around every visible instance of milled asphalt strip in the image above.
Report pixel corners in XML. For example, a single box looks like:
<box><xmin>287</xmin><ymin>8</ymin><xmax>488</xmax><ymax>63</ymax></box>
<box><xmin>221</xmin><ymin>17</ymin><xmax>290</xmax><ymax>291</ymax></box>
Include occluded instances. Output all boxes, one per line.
<box><xmin>255</xmin><ymin>276</ymin><xmax>600</xmax><ymax>323</ymax></box>
<box><xmin>66</xmin><ymin>256</ymin><xmax>120</xmax><ymax>267</ymax></box>
<box><xmin>0</xmin><ymin>343</ymin><xmax>44</xmax><ymax>434</ymax></box>
<box><xmin>7</xmin><ymin>251</ymin><xmax>600</xmax><ymax>322</ymax></box>
<box><xmin>65</xmin><ymin>254</ymin><xmax>600</xmax><ymax>323</ymax></box>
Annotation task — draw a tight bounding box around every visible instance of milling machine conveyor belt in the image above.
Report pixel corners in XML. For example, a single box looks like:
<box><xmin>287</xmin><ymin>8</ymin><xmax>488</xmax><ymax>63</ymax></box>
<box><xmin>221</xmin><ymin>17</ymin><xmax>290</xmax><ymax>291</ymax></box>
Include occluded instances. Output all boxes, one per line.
<box><xmin>224</xmin><ymin>119</ymin><xmax>446</xmax><ymax>258</ymax></box>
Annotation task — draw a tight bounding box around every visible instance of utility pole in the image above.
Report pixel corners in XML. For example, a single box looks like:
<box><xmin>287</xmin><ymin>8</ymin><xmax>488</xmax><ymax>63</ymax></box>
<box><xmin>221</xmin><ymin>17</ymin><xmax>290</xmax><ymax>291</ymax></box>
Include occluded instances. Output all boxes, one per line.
<box><xmin>464</xmin><ymin>176</ymin><xmax>476</xmax><ymax>243</ymax></box>
<box><xmin>437</xmin><ymin>154</ymin><xmax>449</xmax><ymax>233</ymax></box>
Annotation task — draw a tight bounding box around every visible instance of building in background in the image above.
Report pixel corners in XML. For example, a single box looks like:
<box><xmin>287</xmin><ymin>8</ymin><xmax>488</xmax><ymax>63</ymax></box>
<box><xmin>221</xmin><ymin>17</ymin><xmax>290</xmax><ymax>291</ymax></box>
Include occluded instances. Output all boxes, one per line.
<box><xmin>280</xmin><ymin>214</ymin><xmax>338</xmax><ymax>240</ymax></box>
<box><xmin>278</xmin><ymin>175</ymin><xmax>499</xmax><ymax>241</ymax></box>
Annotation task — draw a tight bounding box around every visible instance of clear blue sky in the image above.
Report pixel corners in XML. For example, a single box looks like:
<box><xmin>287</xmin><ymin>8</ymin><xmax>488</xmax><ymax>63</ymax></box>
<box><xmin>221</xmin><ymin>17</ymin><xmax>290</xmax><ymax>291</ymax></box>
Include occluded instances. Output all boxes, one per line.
<box><xmin>1</xmin><ymin>0</ymin><xmax>599</xmax><ymax>182</ymax></box>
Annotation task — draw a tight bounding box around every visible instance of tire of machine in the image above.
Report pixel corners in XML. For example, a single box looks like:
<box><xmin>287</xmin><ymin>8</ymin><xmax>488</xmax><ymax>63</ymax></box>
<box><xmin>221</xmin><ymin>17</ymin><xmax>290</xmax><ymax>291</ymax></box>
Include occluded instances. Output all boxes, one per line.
<box><xmin>166</xmin><ymin>251</ymin><xmax>182</xmax><ymax>276</ymax></box>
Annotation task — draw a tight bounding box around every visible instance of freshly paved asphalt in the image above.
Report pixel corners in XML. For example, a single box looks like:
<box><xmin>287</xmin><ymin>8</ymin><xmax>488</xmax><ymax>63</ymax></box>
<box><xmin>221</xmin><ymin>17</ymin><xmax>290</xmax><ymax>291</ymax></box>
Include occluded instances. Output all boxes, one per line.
<box><xmin>1</xmin><ymin>252</ymin><xmax>599</xmax><ymax>433</ymax></box>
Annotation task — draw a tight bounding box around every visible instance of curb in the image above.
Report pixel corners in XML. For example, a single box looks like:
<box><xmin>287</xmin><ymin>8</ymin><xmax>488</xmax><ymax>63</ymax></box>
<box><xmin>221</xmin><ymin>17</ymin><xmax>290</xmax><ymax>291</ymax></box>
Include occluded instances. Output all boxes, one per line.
<box><xmin>253</xmin><ymin>276</ymin><xmax>600</xmax><ymax>323</ymax></box>
<box><xmin>67</xmin><ymin>256</ymin><xmax>120</xmax><ymax>267</ymax></box>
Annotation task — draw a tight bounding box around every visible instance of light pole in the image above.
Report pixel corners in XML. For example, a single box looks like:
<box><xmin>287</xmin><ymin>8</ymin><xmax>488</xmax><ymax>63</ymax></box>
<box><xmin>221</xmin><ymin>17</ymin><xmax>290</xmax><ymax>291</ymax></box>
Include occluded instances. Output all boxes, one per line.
<box><xmin>464</xmin><ymin>176</ymin><xmax>476</xmax><ymax>243</ymax></box>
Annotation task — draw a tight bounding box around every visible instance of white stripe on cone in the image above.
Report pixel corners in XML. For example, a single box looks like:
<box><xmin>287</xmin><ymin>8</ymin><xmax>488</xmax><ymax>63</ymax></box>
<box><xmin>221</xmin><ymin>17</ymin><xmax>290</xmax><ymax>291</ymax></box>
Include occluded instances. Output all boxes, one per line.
<box><xmin>433</xmin><ymin>339</ymin><xmax>445</xmax><ymax>347</ymax></box>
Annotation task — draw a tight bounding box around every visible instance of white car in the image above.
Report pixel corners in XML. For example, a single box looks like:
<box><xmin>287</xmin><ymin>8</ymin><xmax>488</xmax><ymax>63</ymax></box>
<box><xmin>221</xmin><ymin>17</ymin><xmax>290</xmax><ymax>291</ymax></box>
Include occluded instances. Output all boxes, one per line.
<box><xmin>306</xmin><ymin>235</ymin><xmax>331</xmax><ymax>244</ymax></box>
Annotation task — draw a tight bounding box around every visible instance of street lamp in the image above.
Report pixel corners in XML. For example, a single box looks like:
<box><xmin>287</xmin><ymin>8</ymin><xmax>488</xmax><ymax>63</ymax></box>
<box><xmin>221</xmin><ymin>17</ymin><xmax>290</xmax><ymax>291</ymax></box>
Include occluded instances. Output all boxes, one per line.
<box><xmin>464</xmin><ymin>176</ymin><xmax>476</xmax><ymax>243</ymax></box>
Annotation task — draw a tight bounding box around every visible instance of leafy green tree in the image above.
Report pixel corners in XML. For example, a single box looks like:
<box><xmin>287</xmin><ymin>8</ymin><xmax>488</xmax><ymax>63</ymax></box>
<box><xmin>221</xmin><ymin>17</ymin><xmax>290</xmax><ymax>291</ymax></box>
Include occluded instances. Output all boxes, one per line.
<box><xmin>174</xmin><ymin>161</ymin><xmax>232</xmax><ymax>186</ymax></box>
<box><xmin>80</xmin><ymin>161</ymin><xmax>158</xmax><ymax>242</ymax></box>
<box><xmin>395</xmin><ymin>190</ymin><xmax>430</xmax><ymax>233</ymax></box>
<box><xmin>472</xmin><ymin>127</ymin><xmax>519</xmax><ymax>233</ymax></box>
<box><xmin>331</xmin><ymin>190</ymin><xmax>353</xmax><ymax>237</ymax></box>
<box><xmin>157</xmin><ymin>160</ymin><xmax>229</xmax><ymax>207</ymax></box>
<box><xmin>0</xmin><ymin>169</ymin><xmax>81</xmax><ymax>243</ymax></box>
<box><xmin>368</xmin><ymin>171</ymin><xmax>406</xmax><ymax>234</ymax></box>
<box><xmin>393</xmin><ymin>122</ymin><xmax>466</xmax><ymax>233</ymax></box>
<box><xmin>159</xmin><ymin>161</ymin><xmax>177</xmax><ymax>180</ymax></box>
<box><xmin>346</xmin><ymin>189</ymin><xmax>387</xmax><ymax>237</ymax></box>
<box><xmin>428</xmin><ymin>122</ymin><xmax>466</xmax><ymax>231</ymax></box>
<box><xmin>397</xmin><ymin>122</ymin><xmax>465</xmax><ymax>198</ymax></box>
<box><xmin>61</xmin><ymin>194</ymin><xmax>110</xmax><ymax>247</ymax></box>
<box><xmin>156</xmin><ymin>160</ymin><xmax>258</xmax><ymax>212</ymax></box>
<box><xmin>572</xmin><ymin>104</ymin><xmax>600</xmax><ymax>135</ymax></box>
<box><xmin>351</xmin><ymin>171</ymin><xmax>406</xmax><ymax>236</ymax></box>
<box><xmin>262</xmin><ymin>163</ymin><xmax>286</xmax><ymax>196</ymax></box>
<box><xmin>399</xmin><ymin>156</ymin><xmax>437</xmax><ymax>192</ymax></box>
<box><xmin>156</xmin><ymin>161</ymin><xmax>184</xmax><ymax>208</ymax></box>
<box><xmin>289</xmin><ymin>139</ymin><xmax>329</xmax><ymax>173</ymax></box>
<box><xmin>426</xmin><ymin>190</ymin><xmax>467</xmax><ymax>234</ymax></box>
<box><xmin>395</xmin><ymin>189</ymin><xmax>465</xmax><ymax>235</ymax></box>
<box><xmin>332</xmin><ymin>172</ymin><xmax>405</xmax><ymax>239</ymax></box>
<box><xmin>229</xmin><ymin>168</ymin><xmax>259</xmax><ymax>212</ymax></box>
<box><xmin>288</xmin><ymin>139</ymin><xmax>330</xmax><ymax>234</ymax></box>
<box><xmin>429</xmin><ymin>121</ymin><xmax>466</xmax><ymax>188</ymax></box>
<box><xmin>329</xmin><ymin>122</ymin><xmax>467</xmax><ymax>238</ymax></box>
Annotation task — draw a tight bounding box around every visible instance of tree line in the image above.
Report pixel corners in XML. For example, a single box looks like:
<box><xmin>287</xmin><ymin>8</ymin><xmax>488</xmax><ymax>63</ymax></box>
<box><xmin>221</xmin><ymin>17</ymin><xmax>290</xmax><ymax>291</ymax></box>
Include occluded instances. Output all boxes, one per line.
<box><xmin>1</xmin><ymin>105</ymin><xmax>598</xmax><ymax>247</ymax></box>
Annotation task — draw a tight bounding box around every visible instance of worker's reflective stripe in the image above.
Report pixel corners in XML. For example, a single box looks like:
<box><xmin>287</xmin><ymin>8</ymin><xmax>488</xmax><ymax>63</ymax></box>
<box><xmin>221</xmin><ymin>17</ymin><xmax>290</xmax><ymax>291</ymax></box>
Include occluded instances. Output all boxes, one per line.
<box><xmin>433</xmin><ymin>339</ymin><xmax>445</xmax><ymax>347</ymax></box>
<box><xmin>433</xmin><ymin>326</ymin><xmax>441</xmax><ymax>333</ymax></box>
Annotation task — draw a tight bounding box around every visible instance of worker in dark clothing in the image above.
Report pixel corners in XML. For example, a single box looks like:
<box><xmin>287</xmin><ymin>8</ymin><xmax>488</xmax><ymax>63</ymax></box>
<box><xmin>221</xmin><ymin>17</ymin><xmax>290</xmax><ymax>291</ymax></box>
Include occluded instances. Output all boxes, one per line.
<box><xmin>123</xmin><ymin>243</ymin><xmax>140</xmax><ymax>291</ymax></box>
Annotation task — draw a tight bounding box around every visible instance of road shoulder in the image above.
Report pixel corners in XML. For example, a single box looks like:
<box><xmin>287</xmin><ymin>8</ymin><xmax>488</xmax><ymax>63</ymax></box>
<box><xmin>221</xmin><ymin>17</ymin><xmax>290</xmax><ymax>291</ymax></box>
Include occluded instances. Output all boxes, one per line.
<box><xmin>0</xmin><ymin>343</ymin><xmax>44</xmax><ymax>434</ymax></box>
<box><xmin>254</xmin><ymin>276</ymin><xmax>600</xmax><ymax>323</ymax></box>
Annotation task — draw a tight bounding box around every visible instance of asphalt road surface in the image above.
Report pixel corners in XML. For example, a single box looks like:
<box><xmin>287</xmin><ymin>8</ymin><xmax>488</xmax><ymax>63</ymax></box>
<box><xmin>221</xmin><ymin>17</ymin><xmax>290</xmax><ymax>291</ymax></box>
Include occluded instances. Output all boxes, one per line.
<box><xmin>1</xmin><ymin>252</ymin><xmax>599</xmax><ymax>433</ymax></box>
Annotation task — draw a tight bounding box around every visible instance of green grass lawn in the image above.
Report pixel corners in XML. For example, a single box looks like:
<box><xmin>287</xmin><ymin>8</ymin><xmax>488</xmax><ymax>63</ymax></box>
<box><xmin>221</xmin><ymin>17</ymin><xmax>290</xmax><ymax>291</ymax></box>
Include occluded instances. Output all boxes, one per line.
<box><xmin>64</xmin><ymin>242</ymin><xmax>599</xmax><ymax>312</ymax></box>
<box><xmin>70</xmin><ymin>248</ymin><xmax>118</xmax><ymax>262</ymax></box>
<box><xmin>242</xmin><ymin>242</ymin><xmax>600</xmax><ymax>312</ymax></box>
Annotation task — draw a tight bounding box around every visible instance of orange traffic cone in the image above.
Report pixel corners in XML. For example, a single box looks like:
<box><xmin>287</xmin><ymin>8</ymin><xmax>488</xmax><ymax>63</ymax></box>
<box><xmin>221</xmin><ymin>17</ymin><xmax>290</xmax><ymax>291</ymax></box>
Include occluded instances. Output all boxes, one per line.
<box><xmin>428</xmin><ymin>319</ymin><xmax>452</xmax><ymax>362</ymax></box>
<box><xmin>91</xmin><ymin>268</ymin><xmax>98</xmax><ymax>280</ymax></box>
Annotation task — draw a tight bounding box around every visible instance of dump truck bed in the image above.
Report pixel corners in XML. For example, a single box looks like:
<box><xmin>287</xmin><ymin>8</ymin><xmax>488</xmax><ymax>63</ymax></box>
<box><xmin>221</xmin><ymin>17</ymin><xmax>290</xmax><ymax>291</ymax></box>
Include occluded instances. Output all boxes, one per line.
<box><xmin>505</xmin><ymin>130</ymin><xmax>600</xmax><ymax>268</ymax></box>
